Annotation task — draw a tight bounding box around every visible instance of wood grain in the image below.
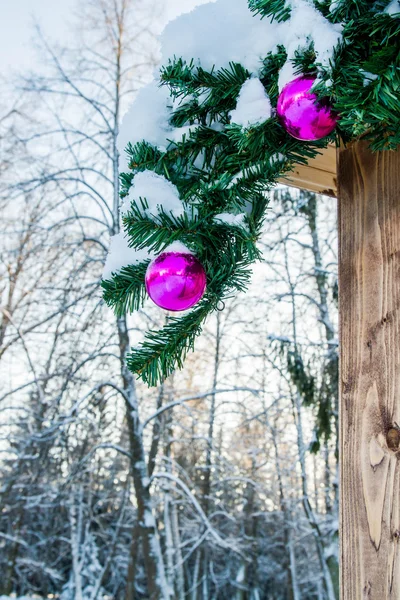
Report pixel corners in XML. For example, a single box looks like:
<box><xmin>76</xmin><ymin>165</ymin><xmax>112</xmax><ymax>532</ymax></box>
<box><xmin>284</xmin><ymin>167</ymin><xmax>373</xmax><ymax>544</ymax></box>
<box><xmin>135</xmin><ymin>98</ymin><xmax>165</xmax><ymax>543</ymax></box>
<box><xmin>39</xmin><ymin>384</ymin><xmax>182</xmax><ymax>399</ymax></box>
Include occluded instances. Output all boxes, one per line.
<box><xmin>339</xmin><ymin>141</ymin><xmax>400</xmax><ymax>599</ymax></box>
<box><xmin>279</xmin><ymin>145</ymin><xmax>337</xmax><ymax>197</ymax></box>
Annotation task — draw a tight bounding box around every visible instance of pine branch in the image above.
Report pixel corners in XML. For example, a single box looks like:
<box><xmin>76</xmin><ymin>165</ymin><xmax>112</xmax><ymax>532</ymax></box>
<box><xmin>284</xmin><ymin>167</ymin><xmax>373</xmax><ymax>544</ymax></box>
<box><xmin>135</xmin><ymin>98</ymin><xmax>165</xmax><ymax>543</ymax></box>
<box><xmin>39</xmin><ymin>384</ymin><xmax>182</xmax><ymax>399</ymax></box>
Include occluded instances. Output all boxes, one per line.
<box><xmin>127</xmin><ymin>259</ymin><xmax>253</xmax><ymax>385</ymax></box>
<box><xmin>102</xmin><ymin>262</ymin><xmax>150</xmax><ymax>317</ymax></box>
<box><xmin>127</xmin><ymin>303</ymin><xmax>210</xmax><ymax>386</ymax></box>
<box><xmin>248</xmin><ymin>0</ymin><xmax>291</xmax><ymax>22</ymax></box>
<box><xmin>122</xmin><ymin>205</ymin><xmax>259</xmax><ymax>261</ymax></box>
<box><xmin>103</xmin><ymin>0</ymin><xmax>400</xmax><ymax>386</ymax></box>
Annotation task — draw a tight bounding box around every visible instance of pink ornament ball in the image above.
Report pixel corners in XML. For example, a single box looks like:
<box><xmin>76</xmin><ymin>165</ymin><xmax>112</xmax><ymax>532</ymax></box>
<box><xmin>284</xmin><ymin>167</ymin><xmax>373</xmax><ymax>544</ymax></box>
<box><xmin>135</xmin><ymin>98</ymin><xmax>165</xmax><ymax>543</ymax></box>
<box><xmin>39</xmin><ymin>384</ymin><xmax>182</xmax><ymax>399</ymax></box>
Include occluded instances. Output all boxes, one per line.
<box><xmin>145</xmin><ymin>251</ymin><xmax>207</xmax><ymax>312</ymax></box>
<box><xmin>277</xmin><ymin>75</ymin><xmax>338</xmax><ymax>141</ymax></box>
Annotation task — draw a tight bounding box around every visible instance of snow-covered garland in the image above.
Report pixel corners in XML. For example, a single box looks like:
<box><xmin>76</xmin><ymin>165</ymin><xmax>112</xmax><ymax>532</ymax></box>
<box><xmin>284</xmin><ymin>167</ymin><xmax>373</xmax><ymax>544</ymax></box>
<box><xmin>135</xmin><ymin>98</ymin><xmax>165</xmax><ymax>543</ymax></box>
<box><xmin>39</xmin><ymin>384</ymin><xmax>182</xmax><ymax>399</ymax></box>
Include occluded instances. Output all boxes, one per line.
<box><xmin>102</xmin><ymin>0</ymin><xmax>400</xmax><ymax>386</ymax></box>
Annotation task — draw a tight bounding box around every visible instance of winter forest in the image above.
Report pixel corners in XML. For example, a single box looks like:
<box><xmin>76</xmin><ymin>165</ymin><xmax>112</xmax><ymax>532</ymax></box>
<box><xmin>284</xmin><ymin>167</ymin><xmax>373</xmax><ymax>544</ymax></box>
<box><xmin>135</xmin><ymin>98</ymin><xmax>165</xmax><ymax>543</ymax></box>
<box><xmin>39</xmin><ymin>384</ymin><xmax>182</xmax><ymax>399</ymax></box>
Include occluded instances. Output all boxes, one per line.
<box><xmin>0</xmin><ymin>1</ymin><xmax>340</xmax><ymax>598</ymax></box>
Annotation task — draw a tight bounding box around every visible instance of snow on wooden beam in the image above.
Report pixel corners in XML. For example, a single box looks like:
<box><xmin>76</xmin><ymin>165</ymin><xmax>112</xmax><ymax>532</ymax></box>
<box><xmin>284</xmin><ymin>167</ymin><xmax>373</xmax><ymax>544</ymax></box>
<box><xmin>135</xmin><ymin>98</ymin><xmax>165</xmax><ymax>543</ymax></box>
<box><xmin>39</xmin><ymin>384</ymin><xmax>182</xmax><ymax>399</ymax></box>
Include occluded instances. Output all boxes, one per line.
<box><xmin>279</xmin><ymin>144</ymin><xmax>337</xmax><ymax>197</ymax></box>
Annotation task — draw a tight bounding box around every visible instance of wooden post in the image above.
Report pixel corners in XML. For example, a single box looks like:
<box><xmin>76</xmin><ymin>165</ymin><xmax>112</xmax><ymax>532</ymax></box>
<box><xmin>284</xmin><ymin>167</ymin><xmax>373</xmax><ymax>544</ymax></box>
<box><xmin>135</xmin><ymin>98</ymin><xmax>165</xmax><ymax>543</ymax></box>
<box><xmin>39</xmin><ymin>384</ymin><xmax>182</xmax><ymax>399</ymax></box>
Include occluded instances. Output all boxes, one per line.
<box><xmin>338</xmin><ymin>141</ymin><xmax>400</xmax><ymax>598</ymax></box>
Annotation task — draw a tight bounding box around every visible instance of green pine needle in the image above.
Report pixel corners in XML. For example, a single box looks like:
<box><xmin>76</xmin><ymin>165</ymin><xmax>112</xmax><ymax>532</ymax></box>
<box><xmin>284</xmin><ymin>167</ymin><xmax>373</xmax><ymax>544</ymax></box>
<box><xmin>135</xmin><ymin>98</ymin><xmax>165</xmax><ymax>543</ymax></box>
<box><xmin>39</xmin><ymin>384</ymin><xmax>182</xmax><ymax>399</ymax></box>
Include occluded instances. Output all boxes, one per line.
<box><xmin>103</xmin><ymin>0</ymin><xmax>400</xmax><ymax>385</ymax></box>
<box><xmin>102</xmin><ymin>262</ymin><xmax>150</xmax><ymax>317</ymax></box>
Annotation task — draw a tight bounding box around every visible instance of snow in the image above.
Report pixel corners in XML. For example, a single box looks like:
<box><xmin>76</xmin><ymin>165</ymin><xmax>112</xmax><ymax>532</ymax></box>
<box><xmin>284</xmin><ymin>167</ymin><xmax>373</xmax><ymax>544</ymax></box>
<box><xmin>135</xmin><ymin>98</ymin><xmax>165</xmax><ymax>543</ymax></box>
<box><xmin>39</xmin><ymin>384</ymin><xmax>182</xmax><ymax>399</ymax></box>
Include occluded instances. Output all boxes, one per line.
<box><xmin>385</xmin><ymin>0</ymin><xmax>400</xmax><ymax>15</ymax></box>
<box><xmin>229</xmin><ymin>78</ymin><xmax>272</xmax><ymax>127</ymax></box>
<box><xmin>214</xmin><ymin>213</ymin><xmax>248</xmax><ymax>229</ymax></box>
<box><xmin>121</xmin><ymin>170</ymin><xmax>184</xmax><ymax>220</ymax></box>
<box><xmin>118</xmin><ymin>85</ymin><xmax>197</xmax><ymax>170</ymax></box>
<box><xmin>152</xmin><ymin>471</ymin><xmax>235</xmax><ymax>550</ymax></box>
<box><xmin>103</xmin><ymin>233</ymin><xmax>155</xmax><ymax>280</ymax></box>
<box><xmin>103</xmin><ymin>173</ymin><xmax>189</xmax><ymax>280</ymax></box>
<box><xmin>118</xmin><ymin>82</ymin><xmax>173</xmax><ymax>168</ymax></box>
<box><xmin>277</xmin><ymin>0</ymin><xmax>342</xmax><ymax>90</ymax></box>
<box><xmin>134</xmin><ymin>460</ymin><xmax>146</xmax><ymax>470</ymax></box>
<box><xmin>119</xmin><ymin>0</ymin><xmax>342</xmax><ymax>164</ymax></box>
<box><xmin>161</xmin><ymin>0</ymin><xmax>342</xmax><ymax>82</ymax></box>
<box><xmin>163</xmin><ymin>0</ymin><xmax>213</xmax><ymax>23</ymax></box>
<box><xmin>289</xmin><ymin>0</ymin><xmax>342</xmax><ymax>64</ymax></box>
<box><xmin>113</xmin><ymin>0</ymin><xmax>342</xmax><ymax>279</ymax></box>
<box><xmin>236</xmin><ymin>563</ymin><xmax>246</xmax><ymax>584</ymax></box>
<box><xmin>278</xmin><ymin>61</ymin><xmax>297</xmax><ymax>92</ymax></box>
<box><xmin>329</xmin><ymin>0</ymin><xmax>342</xmax><ymax>12</ymax></box>
<box><xmin>360</xmin><ymin>70</ymin><xmax>379</xmax><ymax>86</ymax></box>
<box><xmin>324</xmin><ymin>541</ymin><xmax>337</xmax><ymax>559</ymax></box>
<box><xmin>161</xmin><ymin>0</ymin><xmax>269</xmax><ymax>73</ymax></box>
<box><xmin>267</xmin><ymin>334</ymin><xmax>292</xmax><ymax>343</ymax></box>
<box><xmin>330</xmin><ymin>518</ymin><xmax>339</xmax><ymax>532</ymax></box>
<box><xmin>162</xmin><ymin>241</ymin><xmax>194</xmax><ymax>255</ymax></box>
<box><xmin>143</xmin><ymin>509</ymin><xmax>156</xmax><ymax>528</ymax></box>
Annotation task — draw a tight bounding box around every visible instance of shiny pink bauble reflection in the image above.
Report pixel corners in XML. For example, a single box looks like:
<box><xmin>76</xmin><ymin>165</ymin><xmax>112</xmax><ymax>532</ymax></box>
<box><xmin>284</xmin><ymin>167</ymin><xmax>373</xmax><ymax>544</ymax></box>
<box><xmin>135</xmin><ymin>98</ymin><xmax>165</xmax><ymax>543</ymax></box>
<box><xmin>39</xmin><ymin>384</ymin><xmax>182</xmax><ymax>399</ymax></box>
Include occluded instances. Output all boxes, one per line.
<box><xmin>145</xmin><ymin>252</ymin><xmax>207</xmax><ymax>312</ymax></box>
<box><xmin>277</xmin><ymin>75</ymin><xmax>338</xmax><ymax>141</ymax></box>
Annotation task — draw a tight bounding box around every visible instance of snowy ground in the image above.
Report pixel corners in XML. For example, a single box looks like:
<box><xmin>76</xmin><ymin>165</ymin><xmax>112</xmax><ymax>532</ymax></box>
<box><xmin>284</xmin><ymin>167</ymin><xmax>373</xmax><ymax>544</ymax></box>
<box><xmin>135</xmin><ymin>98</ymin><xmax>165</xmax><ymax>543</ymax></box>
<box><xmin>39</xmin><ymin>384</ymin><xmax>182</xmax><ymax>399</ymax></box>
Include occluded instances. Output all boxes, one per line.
<box><xmin>0</xmin><ymin>597</ymin><xmax>49</xmax><ymax>599</ymax></box>
<box><xmin>0</xmin><ymin>597</ymin><xmax>43</xmax><ymax>599</ymax></box>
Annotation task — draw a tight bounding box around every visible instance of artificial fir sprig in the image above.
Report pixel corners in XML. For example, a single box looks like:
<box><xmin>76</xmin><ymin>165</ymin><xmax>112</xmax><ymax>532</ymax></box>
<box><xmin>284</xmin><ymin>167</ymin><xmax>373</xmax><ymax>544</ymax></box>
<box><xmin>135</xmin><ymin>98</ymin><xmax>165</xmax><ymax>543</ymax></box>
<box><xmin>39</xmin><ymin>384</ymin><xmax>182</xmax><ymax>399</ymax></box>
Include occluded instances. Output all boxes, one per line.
<box><xmin>248</xmin><ymin>0</ymin><xmax>292</xmax><ymax>22</ymax></box>
<box><xmin>102</xmin><ymin>262</ymin><xmax>149</xmax><ymax>317</ymax></box>
<box><xmin>103</xmin><ymin>66</ymin><xmax>335</xmax><ymax>386</ymax></box>
<box><xmin>121</xmin><ymin>207</ymin><xmax>259</xmax><ymax>260</ymax></box>
<box><xmin>102</xmin><ymin>0</ymin><xmax>400</xmax><ymax>385</ymax></box>
<box><xmin>127</xmin><ymin>257</ymin><xmax>253</xmax><ymax>386</ymax></box>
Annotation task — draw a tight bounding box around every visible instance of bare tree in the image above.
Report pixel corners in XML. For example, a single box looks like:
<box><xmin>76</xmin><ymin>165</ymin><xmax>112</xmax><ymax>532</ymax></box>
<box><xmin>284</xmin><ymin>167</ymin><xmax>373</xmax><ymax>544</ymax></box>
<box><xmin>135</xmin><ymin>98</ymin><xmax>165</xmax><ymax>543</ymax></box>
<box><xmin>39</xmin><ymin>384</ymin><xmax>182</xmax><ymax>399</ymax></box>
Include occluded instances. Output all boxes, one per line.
<box><xmin>1</xmin><ymin>1</ymin><xmax>173</xmax><ymax>598</ymax></box>
<box><xmin>0</xmin><ymin>2</ymin><xmax>340</xmax><ymax>597</ymax></box>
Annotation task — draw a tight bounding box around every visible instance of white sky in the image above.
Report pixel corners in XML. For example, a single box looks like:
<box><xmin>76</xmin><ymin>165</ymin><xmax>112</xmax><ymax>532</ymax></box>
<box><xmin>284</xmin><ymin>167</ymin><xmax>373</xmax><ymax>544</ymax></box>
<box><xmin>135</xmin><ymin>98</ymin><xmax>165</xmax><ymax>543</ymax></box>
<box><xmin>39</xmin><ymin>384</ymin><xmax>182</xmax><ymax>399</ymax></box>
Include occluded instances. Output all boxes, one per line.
<box><xmin>1</xmin><ymin>0</ymin><xmax>76</xmax><ymax>74</ymax></box>
<box><xmin>0</xmin><ymin>0</ymin><xmax>212</xmax><ymax>76</ymax></box>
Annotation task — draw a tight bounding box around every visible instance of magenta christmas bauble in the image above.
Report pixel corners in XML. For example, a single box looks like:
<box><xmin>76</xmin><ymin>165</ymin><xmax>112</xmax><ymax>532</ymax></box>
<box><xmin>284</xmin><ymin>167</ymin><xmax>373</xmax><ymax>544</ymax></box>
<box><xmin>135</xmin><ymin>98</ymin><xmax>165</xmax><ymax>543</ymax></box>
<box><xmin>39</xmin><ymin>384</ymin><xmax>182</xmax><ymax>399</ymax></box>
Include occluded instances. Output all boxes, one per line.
<box><xmin>145</xmin><ymin>251</ymin><xmax>207</xmax><ymax>312</ymax></box>
<box><xmin>277</xmin><ymin>75</ymin><xmax>338</xmax><ymax>141</ymax></box>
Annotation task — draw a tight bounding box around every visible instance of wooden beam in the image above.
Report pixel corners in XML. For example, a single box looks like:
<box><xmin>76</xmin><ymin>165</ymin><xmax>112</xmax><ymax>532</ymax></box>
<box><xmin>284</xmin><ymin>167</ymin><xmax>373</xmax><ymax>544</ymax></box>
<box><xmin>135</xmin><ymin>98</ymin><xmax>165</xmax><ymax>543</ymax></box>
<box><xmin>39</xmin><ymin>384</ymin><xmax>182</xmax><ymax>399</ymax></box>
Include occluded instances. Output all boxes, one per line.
<box><xmin>279</xmin><ymin>144</ymin><xmax>337</xmax><ymax>197</ymax></box>
<box><xmin>339</xmin><ymin>141</ymin><xmax>400</xmax><ymax>598</ymax></box>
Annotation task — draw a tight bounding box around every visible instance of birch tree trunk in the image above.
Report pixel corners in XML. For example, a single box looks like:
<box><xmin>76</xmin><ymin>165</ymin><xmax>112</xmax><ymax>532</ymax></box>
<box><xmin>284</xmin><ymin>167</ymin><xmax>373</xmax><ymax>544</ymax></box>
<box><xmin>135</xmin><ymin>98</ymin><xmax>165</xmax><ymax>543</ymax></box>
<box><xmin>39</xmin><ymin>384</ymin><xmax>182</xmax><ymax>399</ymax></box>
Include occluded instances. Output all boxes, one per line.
<box><xmin>195</xmin><ymin>313</ymin><xmax>221</xmax><ymax>599</ymax></box>
<box><xmin>162</xmin><ymin>389</ymin><xmax>185</xmax><ymax>600</ymax></box>
<box><xmin>282</xmin><ymin>242</ymin><xmax>336</xmax><ymax>600</ymax></box>
<box><xmin>69</xmin><ymin>486</ymin><xmax>84</xmax><ymax>600</ymax></box>
<box><xmin>293</xmin><ymin>390</ymin><xmax>336</xmax><ymax>600</ymax></box>
<box><xmin>271</xmin><ymin>420</ymin><xmax>300</xmax><ymax>600</ymax></box>
<box><xmin>108</xmin><ymin>8</ymin><xmax>170</xmax><ymax>597</ymax></box>
<box><xmin>118</xmin><ymin>317</ymin><xmax>171</xmax><ymax>600</ymax></box>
